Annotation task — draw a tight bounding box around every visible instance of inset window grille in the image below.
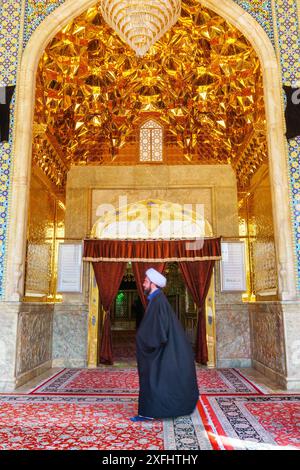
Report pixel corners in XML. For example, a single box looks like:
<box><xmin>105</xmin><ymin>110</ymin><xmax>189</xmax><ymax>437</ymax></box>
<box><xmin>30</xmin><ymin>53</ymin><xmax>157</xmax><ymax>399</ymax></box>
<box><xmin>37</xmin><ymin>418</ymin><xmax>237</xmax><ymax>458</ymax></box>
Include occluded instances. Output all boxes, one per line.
<box><xmin>139</xmin><ymin>119</ymin><xmax>163</xmax><ymax>162</ymax></box>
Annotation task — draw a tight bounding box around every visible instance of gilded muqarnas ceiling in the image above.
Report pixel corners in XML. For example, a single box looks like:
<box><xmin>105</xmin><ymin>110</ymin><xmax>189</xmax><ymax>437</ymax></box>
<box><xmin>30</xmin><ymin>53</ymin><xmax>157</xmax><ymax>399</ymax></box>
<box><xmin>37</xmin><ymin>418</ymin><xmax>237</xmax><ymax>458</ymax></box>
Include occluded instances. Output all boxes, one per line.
<box><xmin>33</xmin><ymin>0</ymin><xmax>267</xmax><ymax>190</ymax></box>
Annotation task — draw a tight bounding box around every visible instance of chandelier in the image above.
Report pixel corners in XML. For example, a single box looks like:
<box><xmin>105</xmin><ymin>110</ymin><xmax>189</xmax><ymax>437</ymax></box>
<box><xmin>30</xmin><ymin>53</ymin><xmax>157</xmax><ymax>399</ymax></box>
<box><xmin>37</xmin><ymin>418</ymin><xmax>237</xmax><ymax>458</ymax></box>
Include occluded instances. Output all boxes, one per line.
<box><xmin>100</xmin><ymin>0</ymin><xmax>182</xmax><ymax>57</ymax></box>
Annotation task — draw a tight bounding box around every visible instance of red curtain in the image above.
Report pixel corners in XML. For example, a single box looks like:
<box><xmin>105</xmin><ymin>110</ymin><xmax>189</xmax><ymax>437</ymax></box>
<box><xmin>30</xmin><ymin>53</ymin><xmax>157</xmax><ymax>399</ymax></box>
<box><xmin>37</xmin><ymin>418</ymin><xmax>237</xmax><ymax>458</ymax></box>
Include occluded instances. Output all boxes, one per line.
<box><xmin>132</xmin><ymin>262</ymin><xmax>166</xmax><ymax>308</ymax></box>
<box><xmin>86</xmin><ymin>239</ymin><xmax>221</xmax><ymax>366</ymax></box>
<box><xmin>84</xmin><ymin>238</ymin><xmax>221</xmax><ymax>261</ymax></box>
<box><xmin>92</xmin><ymin>262</ymin><xmax>127</xmax><ymax>365</ymax></box>
<box><xmin>179</xmin><ymin>261</ymin><xmax>215</xmax><ymax>365</ymax></box>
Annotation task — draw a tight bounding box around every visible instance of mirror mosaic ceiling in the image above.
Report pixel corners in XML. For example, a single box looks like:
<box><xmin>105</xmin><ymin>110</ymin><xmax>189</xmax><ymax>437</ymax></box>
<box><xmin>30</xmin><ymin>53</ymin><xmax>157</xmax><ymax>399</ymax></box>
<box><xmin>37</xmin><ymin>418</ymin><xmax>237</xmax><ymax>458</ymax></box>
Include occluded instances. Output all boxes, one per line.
<box><xmin>33</xmin><ymin>0</ymin><xmax>268</xmax><ymax>190</ymax></box>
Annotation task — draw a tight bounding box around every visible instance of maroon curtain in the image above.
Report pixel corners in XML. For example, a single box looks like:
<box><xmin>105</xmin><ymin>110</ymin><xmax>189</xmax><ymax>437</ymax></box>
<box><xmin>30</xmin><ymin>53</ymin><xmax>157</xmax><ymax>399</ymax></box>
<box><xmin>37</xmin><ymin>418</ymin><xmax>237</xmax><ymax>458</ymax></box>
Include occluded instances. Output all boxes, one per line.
<box><xmin>132</xmin><ymin>262</ymin><xmax>166</xmax><ymax>308</ymax></box>
<box><xmin>92</xmin><ymin>262</ymin><xmax>127</xmax><ymax>365</ymax></box>
<box><xmin>84</xmin><ymin>238</ymin><xmax>221</xmax><ymax>261</ymax></box>
<box><xmin>179</xmin><ymin>261</ymin><xmax>215</xmax><ymax>365</ymax></box>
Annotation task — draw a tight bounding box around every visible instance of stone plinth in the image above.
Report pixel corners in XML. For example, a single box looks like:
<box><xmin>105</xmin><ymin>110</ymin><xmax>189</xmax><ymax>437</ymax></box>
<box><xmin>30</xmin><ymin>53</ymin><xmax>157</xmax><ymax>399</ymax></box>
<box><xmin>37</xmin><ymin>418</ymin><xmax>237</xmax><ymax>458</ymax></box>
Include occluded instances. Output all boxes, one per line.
<box><xmin>216</xmin><ymin>302</ymin><xmax>251</xmax><ymax>368</ymax></box>
<box><xmin>249</xmin><ymin>302</ymin><xmax>300</xmax><ymax>390</ymax></box>
<box><xmin>52</xmin><ymin>303</ymin><xmax>88</xmax><ymax>367</ymax></box>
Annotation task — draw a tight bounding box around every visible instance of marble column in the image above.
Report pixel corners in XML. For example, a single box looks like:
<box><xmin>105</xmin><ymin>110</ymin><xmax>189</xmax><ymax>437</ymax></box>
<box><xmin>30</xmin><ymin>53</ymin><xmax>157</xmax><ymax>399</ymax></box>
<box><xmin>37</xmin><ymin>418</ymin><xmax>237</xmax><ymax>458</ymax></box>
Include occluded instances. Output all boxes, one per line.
<box><xmin>52</xmin><ymin>303</ymin><xmax>88</xmax><ymax>367</ymax></box>
<box><xmin>0</xmin><ymin>302</ymin><xmax>54</xmax><ymax>391</ymax></box>
<box><xmin>249</xmin><ymin>301</ymin><xmax>300</xmax><ymax>390</ymax></box>
<box><xmin>0</xmin><ymin>304</ymin><xmax>19</xmax><ymax>391</ymax></box>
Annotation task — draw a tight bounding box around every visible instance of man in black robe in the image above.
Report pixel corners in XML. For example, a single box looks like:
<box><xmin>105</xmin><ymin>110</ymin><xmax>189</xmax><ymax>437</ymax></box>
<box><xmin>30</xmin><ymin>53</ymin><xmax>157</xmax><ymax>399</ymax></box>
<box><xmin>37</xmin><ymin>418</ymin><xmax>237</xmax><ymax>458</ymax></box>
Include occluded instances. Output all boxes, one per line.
<box><xmin>131</xmin><ymin>268</ymin><xmax>199</xmax><ymax>421</ymax></box>
<box><xmin>131</xmin><ymin>296</ymin><xmax>145</xmax><ymax>330</ymax></box>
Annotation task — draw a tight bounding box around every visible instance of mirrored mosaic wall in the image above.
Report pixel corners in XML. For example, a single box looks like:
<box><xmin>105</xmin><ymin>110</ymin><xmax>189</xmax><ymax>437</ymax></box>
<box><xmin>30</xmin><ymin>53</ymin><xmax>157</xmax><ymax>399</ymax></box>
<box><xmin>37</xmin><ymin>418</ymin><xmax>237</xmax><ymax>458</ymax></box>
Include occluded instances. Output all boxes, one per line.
<box><xmin>25</xmin><ymin>170</ymin><xmax>65</xmax><ymax>300</ymax></box>
<box><xmin>238</xmin><ymin>164</ymin><xmax>278</xmax><ymax>299</ymax></box>
<box><xmin>32</xmin><ymin>2</ymin><xmax>266</xmax><ymax>186</ymax></box>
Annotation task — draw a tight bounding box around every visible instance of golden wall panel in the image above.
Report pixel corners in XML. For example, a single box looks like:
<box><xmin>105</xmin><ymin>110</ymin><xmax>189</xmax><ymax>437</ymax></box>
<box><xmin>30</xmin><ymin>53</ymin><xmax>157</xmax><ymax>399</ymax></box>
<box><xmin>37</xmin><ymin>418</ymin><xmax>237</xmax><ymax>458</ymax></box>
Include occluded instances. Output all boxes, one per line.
<box><xmin>25</xmin><ymin>172</ymin><xmax>65</xmax><ymax>299</ymax></box>
<box><xmin>25</xmin><ymin>243</ymin><xmax>52</xmax><ymax>295</ymax></box>
<box><xmin>28</xmin><ymin>172</ymin><xmax>56</xmax><ymax>241</ymax></box>
<box><xmin>66</xmin><ymin>164</ymin><xmax>239</xmax><ymax>240</ymax></box>
<box><xmin>238</xmin><ymin>165</ymin><xmax>277</xmax><ymax>297</ymax></box>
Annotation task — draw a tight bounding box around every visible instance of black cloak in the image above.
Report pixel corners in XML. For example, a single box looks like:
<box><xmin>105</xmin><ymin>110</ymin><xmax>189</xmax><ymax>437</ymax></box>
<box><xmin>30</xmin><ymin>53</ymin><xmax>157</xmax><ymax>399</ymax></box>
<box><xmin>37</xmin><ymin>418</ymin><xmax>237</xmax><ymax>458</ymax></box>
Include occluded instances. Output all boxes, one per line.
<box><xmin>283</xmin><ymin>85</ymin><xmax>300</xmax><ymax>140</ymax></box>
<box><xmin>0</xmin><ymin>85</ymin><xmax>15</xmax><ymax>142</ymax></box>
<box><xmin>136</xmin><ymin>290</ymin><xmax>199</xmax><ymax>419</ymax></box>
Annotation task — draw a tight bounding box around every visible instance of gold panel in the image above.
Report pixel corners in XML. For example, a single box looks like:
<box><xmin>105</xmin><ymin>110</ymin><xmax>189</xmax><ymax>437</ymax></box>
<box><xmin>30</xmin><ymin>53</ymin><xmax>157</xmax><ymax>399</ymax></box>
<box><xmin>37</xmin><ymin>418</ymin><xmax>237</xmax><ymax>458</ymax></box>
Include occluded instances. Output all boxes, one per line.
<box><xmin>33</xmin><ymin>0</ymin><xmax>266</xmax><ymax>189</ymax></box>
<box><xmin>25</xmin><ymin>171</ymin><xmax>65</xmax><ymax>300</ymax></box>
<box><xmin>25</xmin><ymin>243</ymin><xmax>52</xmax><ymax>296</ymax></box>
<box><xmin>88</xmin><ymin>266</ymin><xmax>100</xmax><ymax>367</ymax></box>
<box><xmin>238</xmin><ymin>166</ymin><xmax>278</xmax><ymax>299</ymax></box>
<box><xmin>206</xmin><ymin>271</ymin><xmax>216</xmax><ymax>368</ymax></box>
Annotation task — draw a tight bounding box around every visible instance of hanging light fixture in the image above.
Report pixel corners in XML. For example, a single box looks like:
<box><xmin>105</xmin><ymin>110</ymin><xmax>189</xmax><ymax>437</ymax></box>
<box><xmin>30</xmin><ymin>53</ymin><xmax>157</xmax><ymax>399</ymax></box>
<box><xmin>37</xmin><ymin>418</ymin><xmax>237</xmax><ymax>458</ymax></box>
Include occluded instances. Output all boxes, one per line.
<box><xmin>100</xmin><ymin>0</ymin><xmax>182</xmax><ymax>57</ymax></box>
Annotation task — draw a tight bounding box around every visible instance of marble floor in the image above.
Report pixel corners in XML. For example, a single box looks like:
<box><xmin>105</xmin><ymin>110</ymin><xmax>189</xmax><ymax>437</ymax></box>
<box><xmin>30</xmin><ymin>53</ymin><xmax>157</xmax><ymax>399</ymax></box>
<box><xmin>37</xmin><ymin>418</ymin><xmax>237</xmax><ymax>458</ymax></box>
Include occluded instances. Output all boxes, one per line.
<box><xmin>15</xmin><ymin>365</ymin><xmax>299</xmax><ymax>394</ymax></box>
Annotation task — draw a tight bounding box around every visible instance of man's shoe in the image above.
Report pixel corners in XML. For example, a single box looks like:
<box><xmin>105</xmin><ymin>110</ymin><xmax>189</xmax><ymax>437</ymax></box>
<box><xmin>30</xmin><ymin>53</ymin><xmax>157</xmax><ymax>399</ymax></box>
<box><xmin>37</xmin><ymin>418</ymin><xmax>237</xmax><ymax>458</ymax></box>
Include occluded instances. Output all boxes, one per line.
<box><xmin>130</xmin><ymin>415</ymin><xmax>154</xmax><ymax>422</ymax></box>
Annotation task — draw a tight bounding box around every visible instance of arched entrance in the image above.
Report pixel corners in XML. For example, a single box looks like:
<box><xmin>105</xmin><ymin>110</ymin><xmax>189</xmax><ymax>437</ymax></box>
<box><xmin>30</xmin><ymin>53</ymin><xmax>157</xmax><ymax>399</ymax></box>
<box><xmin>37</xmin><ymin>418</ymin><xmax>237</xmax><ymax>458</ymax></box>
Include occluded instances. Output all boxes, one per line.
<box><xmin>5</xmin><ymin>0</ymin><xmax>296</xmax><ymax>303</ymax></box>
<box><xmin>86</xmin><ymin>198</ymin><xmax>217</xmax><ymax>367</ymax></box>
<box><xmin>1</xmin><ymin>0</ymin><xmax>299</xmax><ymax>393</ymax></box>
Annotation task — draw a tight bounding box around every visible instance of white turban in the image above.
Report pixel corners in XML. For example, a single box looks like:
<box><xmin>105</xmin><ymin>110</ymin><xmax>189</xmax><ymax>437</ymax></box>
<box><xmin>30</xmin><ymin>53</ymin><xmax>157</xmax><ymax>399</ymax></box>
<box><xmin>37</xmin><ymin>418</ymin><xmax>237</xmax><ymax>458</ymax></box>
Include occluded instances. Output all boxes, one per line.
<box><xmin>145</xmin><ymin>268</ymin><xmax>167</xmax><ymax>288</ymax></box>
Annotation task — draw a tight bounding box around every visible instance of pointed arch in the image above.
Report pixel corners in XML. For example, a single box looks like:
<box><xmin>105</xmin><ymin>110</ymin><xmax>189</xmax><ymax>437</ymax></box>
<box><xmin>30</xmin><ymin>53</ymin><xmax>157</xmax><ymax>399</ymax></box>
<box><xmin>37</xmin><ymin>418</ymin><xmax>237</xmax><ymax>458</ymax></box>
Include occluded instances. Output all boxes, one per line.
<box><xmin>4</xmin><ymin>0</ymin><xmax>297</xmax><ymax>300</ymax></box>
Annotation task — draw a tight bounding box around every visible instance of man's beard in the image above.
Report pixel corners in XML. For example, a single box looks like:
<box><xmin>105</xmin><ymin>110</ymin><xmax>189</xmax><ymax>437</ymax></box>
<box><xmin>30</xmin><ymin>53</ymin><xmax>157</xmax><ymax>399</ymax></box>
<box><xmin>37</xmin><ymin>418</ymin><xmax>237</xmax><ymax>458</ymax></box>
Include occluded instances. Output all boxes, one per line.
<box><xmin>144</xmin><ymin>286</ymin><xmax>151</xmax><ymax>295</ymax></box>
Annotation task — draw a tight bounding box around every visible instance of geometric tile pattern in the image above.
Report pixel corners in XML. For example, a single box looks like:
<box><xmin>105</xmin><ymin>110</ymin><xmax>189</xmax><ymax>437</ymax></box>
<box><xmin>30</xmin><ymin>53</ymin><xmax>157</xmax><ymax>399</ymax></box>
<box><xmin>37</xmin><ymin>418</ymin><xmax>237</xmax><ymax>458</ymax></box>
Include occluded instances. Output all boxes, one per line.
<box><xmin>273</xmin><ymin>0</ymin><xmax>300</xmax><ymax>291</ymax></box>
<box><xmin>0</xmin><ymin>1</ymin><xmax>22</xmax><ymax>86</ymax></box>
<box><xmin>233</xmin><ymin>0</ymin><xmax>274</xmax><ymax>44</ymax></box>
<box><xmin>288</xmin><ymin>137</ymin><xmax>300</xmax><ymax>290</ymax></box>
<box><xmin>0</xmin><ymin>0</ymin><xmax>23</xmax><ymax>298</ymax></box>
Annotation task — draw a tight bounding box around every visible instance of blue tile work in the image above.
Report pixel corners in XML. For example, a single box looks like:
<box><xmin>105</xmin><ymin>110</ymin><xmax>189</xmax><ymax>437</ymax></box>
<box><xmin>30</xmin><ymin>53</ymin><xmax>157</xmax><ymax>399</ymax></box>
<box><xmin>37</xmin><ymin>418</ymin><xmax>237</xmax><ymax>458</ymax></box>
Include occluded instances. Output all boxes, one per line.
<box><xmin>0</xmin><ymin>1</ymin><xmax>65</xmax><ymax>298</ymax></box>
<box><xmin>233</xmin><ymin>0</ymin><xmax>274</xmax><ymax>45</ymax></box>
<box><xmin>0</xmin><ymin>0</ymin><xmax>22</xmax><ymax>298</ymax></box>
<box><xmin>23</xmin><ymin>1</ymin><xmax>66</xmax><ymax>46</ymax></box>
<box><xmin>289</xmin><ymin>138</ymin><xmax>300</xmax><ymax>289</ymax></box>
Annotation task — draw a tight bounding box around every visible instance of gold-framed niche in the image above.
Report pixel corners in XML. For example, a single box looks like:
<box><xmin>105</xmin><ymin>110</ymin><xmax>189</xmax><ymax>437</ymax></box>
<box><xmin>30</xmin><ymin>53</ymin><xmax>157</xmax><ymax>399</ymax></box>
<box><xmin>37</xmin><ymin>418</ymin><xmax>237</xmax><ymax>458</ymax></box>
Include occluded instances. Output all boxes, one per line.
<box><xmin>87</xmin><ymin>199</ymin><xmax>217</xmax><ymax>367</ymax></box>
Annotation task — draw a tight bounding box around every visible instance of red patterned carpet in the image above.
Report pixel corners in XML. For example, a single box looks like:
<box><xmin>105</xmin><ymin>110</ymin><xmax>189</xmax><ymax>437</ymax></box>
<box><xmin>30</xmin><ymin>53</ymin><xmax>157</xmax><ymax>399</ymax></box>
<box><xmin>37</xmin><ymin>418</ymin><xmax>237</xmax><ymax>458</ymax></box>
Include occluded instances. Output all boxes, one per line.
<box><xmin>30</xmin><ymin>368</ymin><xmax>139</xmax><ymax>395</ymax></box>
<box><xmin>0</xmin><ymin>395</ymin><xmax>163</xmax><ymax>450</ymax></box>
<box><xmin>197</xmin><ymin>368</ymin><xmax>267</xmax><ymax>395</ymax></box>
<box><xmin>0</xmin><ymin>393</ymin><xmax>299</xmax><ymax>450</ymax></box>
<box><xmin>198</xmin><ymin>395</ymin><xmax>300</xmax><ymax>450</ymax></box>
<box><xmin>1</xmin><ymin>330</ymin><xmax>298</xmax><ymax>451</ymax></box>
<box><xmin>30</xmin><ymin>367</ymin><xmax>266</xmax><ymax>395</ymax></box>
<box><xmin>112</xmin><ymin>330</ymin><xmax>136</xmax><ymax>362</ymax></box>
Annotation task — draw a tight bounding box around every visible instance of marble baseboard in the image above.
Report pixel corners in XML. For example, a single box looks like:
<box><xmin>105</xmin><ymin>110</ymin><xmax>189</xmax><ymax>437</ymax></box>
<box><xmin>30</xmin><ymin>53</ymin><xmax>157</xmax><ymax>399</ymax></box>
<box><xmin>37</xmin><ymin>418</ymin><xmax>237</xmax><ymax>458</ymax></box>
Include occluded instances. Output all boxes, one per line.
<box><xmin>0</xmin><ymin>303</ymin><xmax>19</xmax><ymax>387</ymax></box>
<box><xmin>16</xmin><ymin>303</ymin><xmax>54</xmax><ymax>376</ymax></box>
<box><xmin>217</xmin><ymin>358</ymin><xmax>252</xmax><ymax>368</ymax></box>
<box><xmin>0</xmin><ymin>302</ymin><xmax>53</xmax><ymax>391</ymax></box>
<box><xmin>249</xmin><ymin>302</ymin><xmax>286</xmax><ymax>376</ymax></box>
<box><xmin>52</xmin><ymin>304</ymin><xmax>88</xmax><ymax>365</ymax></box>
<box><xmin>216</xmin><ymin>303</ymin><xmax>251</xmax><ymax>363</ymax></box>
<box><xmin>0</xmin><ymin>379</ymin><xmax>18</xmax><ymax>393</ymax></box>
<box><xmin>252</xmin><ymin>359</ymin><xmax>293</xmax><ymax>389</ymax></box>
<box><xmin>282</xmin><ymin>303</ymin><xmax>300</xmax><ymax>383</ymax></box>
<box><xmin>52</xmin><ymin>358</ymin><xmax>87</xmax><ymax>368</ymax></box>
<box><xmin>15</xmin><ymin>360</ymin><xmax>52</xmax><ymax>389</ymax></box>
<box><xmin>284</xmin><ymin>377</ymin><xmax>300</xmax><ymax>390</ymax></box>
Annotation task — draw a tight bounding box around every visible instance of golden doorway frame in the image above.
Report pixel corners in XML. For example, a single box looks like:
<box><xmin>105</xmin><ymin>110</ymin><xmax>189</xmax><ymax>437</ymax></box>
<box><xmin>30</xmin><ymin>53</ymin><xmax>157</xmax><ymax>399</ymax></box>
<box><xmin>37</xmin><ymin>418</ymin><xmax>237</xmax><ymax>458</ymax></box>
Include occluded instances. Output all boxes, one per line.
<box><xmin>87</xmin><ymin>266</ymin><xmax>216</xmax><ymax>367</ymax></box>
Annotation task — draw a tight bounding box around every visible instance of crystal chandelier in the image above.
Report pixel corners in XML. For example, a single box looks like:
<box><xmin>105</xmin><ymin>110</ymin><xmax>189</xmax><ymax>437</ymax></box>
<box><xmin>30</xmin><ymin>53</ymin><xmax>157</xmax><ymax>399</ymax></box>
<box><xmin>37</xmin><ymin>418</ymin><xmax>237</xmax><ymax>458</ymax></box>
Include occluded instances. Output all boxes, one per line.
<box><xmin>100</xmin><ymin>0</ymin><xmax>182</xmax><ymax>57</ymax></box>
